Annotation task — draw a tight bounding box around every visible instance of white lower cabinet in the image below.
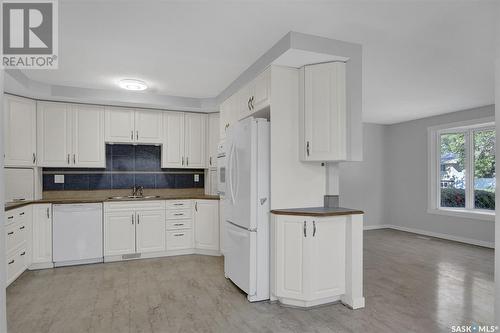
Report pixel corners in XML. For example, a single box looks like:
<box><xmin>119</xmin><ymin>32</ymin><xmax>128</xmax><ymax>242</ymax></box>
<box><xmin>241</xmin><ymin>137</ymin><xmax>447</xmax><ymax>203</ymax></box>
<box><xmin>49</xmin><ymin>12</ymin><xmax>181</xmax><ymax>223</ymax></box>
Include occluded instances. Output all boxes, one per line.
<box><xmin>136</xmin><ymin>210</ymin><xmax>166</xmax><ymax>253</ymax></box>
<box><xmin>166</xmin><ymin>229</ymin><xmax>193</xmax><ymax>251</ymax></box>
<box><xmin>104</xmin><ymin>211</ymin><xmax>136</xmax><ymax>256</ymax></box>
<box><xmin>194</xmin><ymin>200</ymin><xmax>219</xmax><ymax>252</ymax></box>
<box><xmin>104</xmin><ymin>201</ymin><xmax>166</xmax><ymax>257</ymax></box>
<box><xmin>271</xmin><ymin>214</ymin><xmax>347</xmax><ymax>307</ymax></box>
<box><xmin>31</xmin><ymin>204</ymin><xmax>53</xmax><ymax>268</ymax></box>
<box><xmin>5</xmin><ymin>206</ymin><xmax>32</xmax><ymax>286</ymax></box>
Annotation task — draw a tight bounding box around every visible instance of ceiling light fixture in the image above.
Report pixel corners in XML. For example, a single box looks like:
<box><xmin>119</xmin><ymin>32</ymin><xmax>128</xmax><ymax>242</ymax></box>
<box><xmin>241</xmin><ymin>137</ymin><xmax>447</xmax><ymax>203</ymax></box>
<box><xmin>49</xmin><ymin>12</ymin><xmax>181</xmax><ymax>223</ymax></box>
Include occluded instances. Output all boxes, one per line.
<box><xmin>119</xmin><ymin>79</ymin><xmax>148</xmax><ymax>91</ymax></box>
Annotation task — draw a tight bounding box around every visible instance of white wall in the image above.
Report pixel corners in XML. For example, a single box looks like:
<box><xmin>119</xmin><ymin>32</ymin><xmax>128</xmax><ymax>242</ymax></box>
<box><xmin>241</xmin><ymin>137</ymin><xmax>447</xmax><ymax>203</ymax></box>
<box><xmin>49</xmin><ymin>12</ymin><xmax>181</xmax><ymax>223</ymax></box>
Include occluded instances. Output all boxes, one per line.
<box><xmin>385</xmin><ymin>105</ymin><xmax>495</xmax><ymax>246</ymax></box>
<box><xmin>340</xmin><ymin>123</ymin><xmax>387</xmax><ymax>227</ymax></box>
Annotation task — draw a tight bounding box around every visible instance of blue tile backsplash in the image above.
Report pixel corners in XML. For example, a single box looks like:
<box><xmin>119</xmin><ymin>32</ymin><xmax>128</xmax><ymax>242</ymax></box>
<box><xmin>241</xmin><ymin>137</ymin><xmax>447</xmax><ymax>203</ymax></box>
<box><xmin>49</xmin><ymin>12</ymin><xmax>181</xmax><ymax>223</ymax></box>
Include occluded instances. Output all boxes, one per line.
<box><xmin>43</xmin><ymin>144</ymin><xmax>204</xmax><ymax>191</ymax></box>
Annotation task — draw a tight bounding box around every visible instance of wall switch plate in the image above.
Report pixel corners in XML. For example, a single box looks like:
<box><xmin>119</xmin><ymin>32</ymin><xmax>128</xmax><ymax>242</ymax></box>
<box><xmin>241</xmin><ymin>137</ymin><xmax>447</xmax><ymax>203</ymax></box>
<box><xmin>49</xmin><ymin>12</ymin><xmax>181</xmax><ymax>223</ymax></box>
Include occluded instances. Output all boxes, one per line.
<box><xmin>194</xmin><ymin>174</ymin><xmax>200</xmax><ymax>182</ymax></box>
<box><xmin>54</xmin><ymin>175</ymin><xmax>65</xmax><ymax>183</ymax></box>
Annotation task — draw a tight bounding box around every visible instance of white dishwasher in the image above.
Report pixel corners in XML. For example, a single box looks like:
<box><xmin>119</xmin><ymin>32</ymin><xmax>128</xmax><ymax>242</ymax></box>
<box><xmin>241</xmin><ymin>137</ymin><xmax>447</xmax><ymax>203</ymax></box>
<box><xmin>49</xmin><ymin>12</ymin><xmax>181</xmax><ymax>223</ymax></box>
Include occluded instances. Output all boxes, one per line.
<box><xmin>53</xmin><ymin>203</ymin><xmax>103</xmax><ymax>267</ymax></box>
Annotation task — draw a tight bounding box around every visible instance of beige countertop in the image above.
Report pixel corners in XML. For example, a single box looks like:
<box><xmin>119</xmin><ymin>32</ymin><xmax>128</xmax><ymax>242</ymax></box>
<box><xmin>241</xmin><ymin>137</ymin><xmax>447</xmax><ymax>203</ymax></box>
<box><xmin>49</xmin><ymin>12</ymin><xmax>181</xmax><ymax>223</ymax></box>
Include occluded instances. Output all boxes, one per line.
<box><xmin>270</xmin><ymin>207</ymin><xmax>364</xmax><ymax>217</ymax></box>
<box><xmin>5</xmin><ymin>190</ymin><xmax>219</xmax><ymax>211</ymax></box>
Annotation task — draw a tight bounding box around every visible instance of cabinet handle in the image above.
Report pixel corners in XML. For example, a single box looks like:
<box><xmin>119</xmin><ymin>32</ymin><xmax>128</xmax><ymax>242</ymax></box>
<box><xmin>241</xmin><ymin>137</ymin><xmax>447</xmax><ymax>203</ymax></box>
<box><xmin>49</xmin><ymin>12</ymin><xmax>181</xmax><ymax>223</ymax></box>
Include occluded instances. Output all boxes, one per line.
<box><xmin>173</xmin><ymin>223</ymin><xmax>184</xmax><ymax>226</ymax></box>
<box><xmin>7</xmin><ymin>216</ymin><xmax>14</xmax><ymax>220</ymax></box>
<box><xmin>303</xmin><ymin>221</ymin><xmax>307</xmax><ymax>237</ymax></box>
<box><xmin>173</xmin><ymin>203</ymin><xmax>184</xmax><ymax>206</ymax></box>
<box><xmin>136</xmin><ymin>131</ymin><xmax>139</xmax><ymax>140</ymax></box>
<box><xmin>306</xmin><ymin>141</ymin><xmax>310</xmax><ymax>157</ymax></box>
<box><xmin>182</xmin><ymin>157</ymin><xmax>184</xmax><ymax>166</ymax></box>
<box><xmin>73</xmin><ymin>154</ymin><xmax>76</xmax><ymax>164</ymax></box>
<box><xmin>32</xmin><ymin>153</ymin><xmax>36</xmax><ymax>164</ymax></box>
<box><xmin>67</xmin><ymin>154</ymin><xmax>70</xmax><ymax>164</ymax></box>
<box><xmin>19</xmin><ymin>212</ymin><xmax>25</xmax><ymax>216</ymax></box>
<box><xmin>251</xmin><ymin>96</ymin><xmax>255</xmax><ymax>109</ymax></box>
<box><xmin>209</xmin><ymin>156</ymin><xmax>212</xmax><ymax>166</ymax></box>
<box><xmin>186</xmin><ymin>157</ymin><xmax>189</xmax><ymax>166</ymax></box>
<box><xmin>313</xmin><ymin>221</ymin><xmax>316</xmax><ymax>237</ymax></box>
<box><xmin>137</xmin><ymin>214</ymin><xmax>140</xmax><ymax>224</ymax></box>
<box><xmin>46</xmin><ymin>208</ymin><xmax>50</xmax><ymax>219</ymax></box>
<box><xmin>19</xmin><ymin>226</ymin><xmax>25</xmax><ymax>230</ymax></box>
<box><xmin>174</xmin><ymin>233</ymin><xmax>185</xmax><ymax>237</ymax></box>
<box><xmin>131</xmin><ymin>130</ymin><xmax>134</xmax><ymax>140</ymax></box>
<box><xmin>173</xmin><ymin>213</ymin><xmax>184</xmax><ymax>216</ymax></box>
<box><xmin>7</xmin><ymin>231</ymin><xmax>14</xmax><ymax>235</ymax></box>
<box><xmin>8</xmin><ymin>260</ymin><xmax>14</xmax><ymax>265</ymax></box>
<box><xmin>195</xmin><ymin>202</ymin><xmax>198</xmax><ymax>212</ymax></box>
<box><xmin>131</xmin><ymin>214</ymin><xmax>134</xmax><ymax>225</ymax></box>
<box><xmin>20</xmin><ymin>251</ymin><xmax>26</xmax><ymax>256</ymax></box>
<box><xmin>247</xmin><ymin>97</ymin><xmax>252</xmax><ymax>111</ymax></box>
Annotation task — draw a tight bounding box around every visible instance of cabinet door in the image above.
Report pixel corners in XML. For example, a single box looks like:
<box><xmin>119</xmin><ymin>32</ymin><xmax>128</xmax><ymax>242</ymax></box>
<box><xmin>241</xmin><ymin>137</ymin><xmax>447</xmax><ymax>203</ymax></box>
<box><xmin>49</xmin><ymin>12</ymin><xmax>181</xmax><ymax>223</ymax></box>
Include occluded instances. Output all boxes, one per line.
<box><xmin>275</xmin><ymin>216</ymin><xmax>307</xmax><ymax>299</ymax></box>
<box><xmin>184</xmin><ymin>113</ymin><xmax>206</xmax><ymax>168</ymax></box>
<box><xmin>303</xmin><ymin>62</ymin><xmax>346</xmax><ymax>161</ymax></box>
<box><xmin>104</xmin><ymin>107</ymin><xmax>135</xmax><ymax>143</ymax></box>
<box><xmin>207</xmin><ymin>113</ymin><xmax>219</xmax><ymax>168</ymax></box>
<box><xmin>194</xmin><ymin>200</ymin><xmax>219</xmax><ymax>251</ymax></box>
<box><xmin>37</xmin><ymin>102</ymin><xmax>72</xmax><ymax>167</ymax></box>
<box><xmin>73</xmin><ymin>104</ymin><xmax>105</xmax><ymax>167</ymax></box>
<box><xmin>162</xmin><ymin>112</ymin><xmax>185</xmax><ymax>168</ymax></box>
<box><xmin>4</xmin><ymin>95</ymin><xmax>37</xmax><ymax>166</ymax></box>
<box><xmin>136</xmin><ymin>210</ymin><xmax>166</xmax><ymax>253</ymax></box>
<box><xmin>219</xmin><ymin>99</ymin><xmax>229</xmax><ymax>140</ymax></box>
<box><xmin>32</xmin><ymin>204</ymin><xmax>52</xmax><ymax>264</ymax></box>
<box><xmin>104</xmin><ymin>211</ymin><xmax>136</xmax><ymax>256</ymax></box>
<box><xmin>251</xmin><ymin>68</ymin><xmax>270</xmax><ymax>112</ymax></box>
<box><xmin>237</xmin><ymin>85</ymin><xmax>252</xmax><ymax>120</ymax></box>
<box><xmin>308</xmin><ymin>217</ymin><xmax>346</xmax><ymax>299</ymax></box>
<box><xmin>135</xmin><ymin>109</ymin><xmax>163</xmax><ymax>144</ymax></box>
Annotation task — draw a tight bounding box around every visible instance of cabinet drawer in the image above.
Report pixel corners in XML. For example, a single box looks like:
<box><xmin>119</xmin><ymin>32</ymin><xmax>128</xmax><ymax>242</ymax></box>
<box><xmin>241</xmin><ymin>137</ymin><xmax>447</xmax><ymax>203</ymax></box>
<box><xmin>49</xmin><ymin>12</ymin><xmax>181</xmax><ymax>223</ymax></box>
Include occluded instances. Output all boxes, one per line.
<box><xmin>6</xmin><ymin>222</ymin><xmax>26</xmax><ymax>253</ymax></box>
<box><xmin>166</xmin><ymin>219</ymin><xmax>193</xmax><ymax>230</ymax></box>
<box><xmin>166</xmin><ymin>209</ymin><xmax>192</xmax><ymax>220</ymax></box>
<box><xmin>166</xmin><ymin>200</ymin><xmax>192</xmax><ymax>210</ymax></box>
<box><xmin>105</xmin><ymin>200</ymin><xmax>164</xmax><ymax>212</ymax></box>
<box><xmin>166</xmin><ymin>230</ymin><xmax>193</xmax><ymax>251</ymax></box>
<box><xmin>7</xmin><ymin>246</ymin><xmax>27</xmax><ymax>286</ymax></box>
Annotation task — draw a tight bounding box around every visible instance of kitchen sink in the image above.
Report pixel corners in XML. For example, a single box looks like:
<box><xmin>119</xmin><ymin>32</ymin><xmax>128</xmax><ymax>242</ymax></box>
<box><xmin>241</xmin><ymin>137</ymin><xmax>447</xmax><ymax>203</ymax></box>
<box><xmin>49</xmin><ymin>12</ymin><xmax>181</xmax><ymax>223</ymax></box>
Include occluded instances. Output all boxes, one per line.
<box><xmin>108</xmin><ymin>195</ymin><xmax>161</xmax><ymax>200</ymax></box>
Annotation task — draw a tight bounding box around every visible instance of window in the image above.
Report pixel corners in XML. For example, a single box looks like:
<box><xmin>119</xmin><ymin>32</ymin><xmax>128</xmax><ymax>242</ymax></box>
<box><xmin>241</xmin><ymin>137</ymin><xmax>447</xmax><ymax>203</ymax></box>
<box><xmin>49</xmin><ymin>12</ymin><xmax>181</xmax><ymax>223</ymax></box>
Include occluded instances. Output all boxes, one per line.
<box><xmin>428</xmin><ymin>118</ymin><xmax>495</xmax><ymax>220</ymax></box>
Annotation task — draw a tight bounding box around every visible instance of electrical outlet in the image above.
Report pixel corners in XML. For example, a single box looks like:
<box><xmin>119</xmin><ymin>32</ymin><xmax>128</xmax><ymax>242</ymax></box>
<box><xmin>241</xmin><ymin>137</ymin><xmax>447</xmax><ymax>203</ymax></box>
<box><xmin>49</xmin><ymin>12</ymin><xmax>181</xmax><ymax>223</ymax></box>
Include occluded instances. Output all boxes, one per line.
<box><xmin>194</xmin><ymin>174</ymin><xmax>200</xmax><ymax>182</ymax></box>
<box><xmin>54</xmin><ymin>175</ymin><xmax>65</xmax><ymax>183</ymax></box>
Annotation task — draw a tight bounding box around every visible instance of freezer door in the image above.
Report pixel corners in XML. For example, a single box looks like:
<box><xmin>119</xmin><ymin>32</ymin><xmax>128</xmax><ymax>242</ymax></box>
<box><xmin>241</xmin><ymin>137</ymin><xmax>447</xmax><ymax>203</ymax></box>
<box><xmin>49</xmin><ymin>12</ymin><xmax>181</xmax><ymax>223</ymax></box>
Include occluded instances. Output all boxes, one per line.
<box><xmin>226</xmin><ymin>118</ymin><xmax>255</xmax><ymax>230</ymax></box>
<box><xmin>224</xmin><ymin>221</ymin><xmax>257</xmax><ymax>296</ymax></box>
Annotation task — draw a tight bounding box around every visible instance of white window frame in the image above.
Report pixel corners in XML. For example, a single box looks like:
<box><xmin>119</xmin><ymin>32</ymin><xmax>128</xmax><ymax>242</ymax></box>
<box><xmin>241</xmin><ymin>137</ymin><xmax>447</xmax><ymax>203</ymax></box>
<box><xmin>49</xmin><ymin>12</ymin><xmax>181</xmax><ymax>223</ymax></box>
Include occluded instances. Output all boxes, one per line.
<box><xmin>427</xmin><ymin>116</ymin><xmax>495</xmax><ymax>221</ymax></box>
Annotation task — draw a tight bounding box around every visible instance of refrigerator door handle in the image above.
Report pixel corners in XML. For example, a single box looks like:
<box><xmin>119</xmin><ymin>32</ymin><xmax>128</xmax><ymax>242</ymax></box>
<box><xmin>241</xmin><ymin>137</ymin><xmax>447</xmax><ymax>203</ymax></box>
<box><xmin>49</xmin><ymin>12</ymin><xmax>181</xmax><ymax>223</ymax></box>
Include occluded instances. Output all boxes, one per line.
<box><xmin>228</xmin><ymin>144</ymin><xmax>236</xmax><ymax>205</ymax></box>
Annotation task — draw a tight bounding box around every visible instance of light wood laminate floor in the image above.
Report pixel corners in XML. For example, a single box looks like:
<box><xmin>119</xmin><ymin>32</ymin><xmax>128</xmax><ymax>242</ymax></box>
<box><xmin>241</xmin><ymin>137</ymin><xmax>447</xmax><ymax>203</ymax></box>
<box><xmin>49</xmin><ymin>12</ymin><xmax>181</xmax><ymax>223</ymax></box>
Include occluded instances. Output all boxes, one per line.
<box><xmin>7</xmin><ymin>229</ymin><xmax>494</xmax><ymax>333</ymax></box>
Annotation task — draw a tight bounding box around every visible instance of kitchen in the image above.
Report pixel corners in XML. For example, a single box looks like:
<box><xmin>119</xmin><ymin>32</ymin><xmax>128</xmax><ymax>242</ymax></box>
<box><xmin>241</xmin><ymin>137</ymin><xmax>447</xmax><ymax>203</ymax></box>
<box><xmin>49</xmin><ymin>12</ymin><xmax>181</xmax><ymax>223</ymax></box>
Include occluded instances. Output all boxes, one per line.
<box><xmin>0</xmin><ymin>1</ymin><xmax>496</xmax><ymax>332</ymax></box>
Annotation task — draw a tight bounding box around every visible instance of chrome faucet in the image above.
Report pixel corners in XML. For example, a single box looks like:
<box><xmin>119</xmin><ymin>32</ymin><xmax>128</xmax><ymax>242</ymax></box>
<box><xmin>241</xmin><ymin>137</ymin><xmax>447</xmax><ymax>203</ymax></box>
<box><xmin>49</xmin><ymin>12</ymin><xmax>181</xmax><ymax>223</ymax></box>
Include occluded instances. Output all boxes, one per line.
<box><xmin>131</xmin><ymin>185</ymin><xmax>144</xmax><ymax>197</ymax></box>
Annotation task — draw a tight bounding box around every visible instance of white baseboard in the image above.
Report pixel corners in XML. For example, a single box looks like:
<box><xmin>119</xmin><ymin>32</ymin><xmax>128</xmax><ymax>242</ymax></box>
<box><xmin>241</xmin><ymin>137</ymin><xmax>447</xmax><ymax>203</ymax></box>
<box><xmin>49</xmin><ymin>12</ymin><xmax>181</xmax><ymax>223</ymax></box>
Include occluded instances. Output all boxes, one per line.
<box><xmin>364</xmin><ymin>224</ymin><xmax>494</xmax><ymax>248</ymax></box>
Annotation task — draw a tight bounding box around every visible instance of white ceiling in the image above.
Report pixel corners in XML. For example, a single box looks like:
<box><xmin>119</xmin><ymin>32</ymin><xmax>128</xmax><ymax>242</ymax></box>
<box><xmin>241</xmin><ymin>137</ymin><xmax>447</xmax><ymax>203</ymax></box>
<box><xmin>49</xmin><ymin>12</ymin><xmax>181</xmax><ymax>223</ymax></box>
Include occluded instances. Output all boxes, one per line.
<box><xmin>22</xmin><ymin>0</ymin><xmax>496</xmax><ymax>124</ymax></box>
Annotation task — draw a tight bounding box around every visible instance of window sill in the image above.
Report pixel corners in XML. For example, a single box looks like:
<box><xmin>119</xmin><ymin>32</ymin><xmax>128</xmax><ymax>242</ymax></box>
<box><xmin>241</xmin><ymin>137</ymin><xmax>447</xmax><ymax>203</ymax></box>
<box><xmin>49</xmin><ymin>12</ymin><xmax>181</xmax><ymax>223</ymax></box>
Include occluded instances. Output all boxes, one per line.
<box><xmin>427</xmin><ymin>208</ymin><xmax>495</xmax><ymax>221</ymax></box>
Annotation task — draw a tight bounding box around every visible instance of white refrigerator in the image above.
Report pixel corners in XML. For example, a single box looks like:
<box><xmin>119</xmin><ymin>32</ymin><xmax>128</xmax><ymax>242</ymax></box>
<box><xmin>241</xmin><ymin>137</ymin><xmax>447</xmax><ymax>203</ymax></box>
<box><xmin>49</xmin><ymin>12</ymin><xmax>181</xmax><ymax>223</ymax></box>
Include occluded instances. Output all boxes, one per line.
<box><xmin>224</xmin><ymin>117</ymin><xmax>270</xmax><ymax>302</ymax></box>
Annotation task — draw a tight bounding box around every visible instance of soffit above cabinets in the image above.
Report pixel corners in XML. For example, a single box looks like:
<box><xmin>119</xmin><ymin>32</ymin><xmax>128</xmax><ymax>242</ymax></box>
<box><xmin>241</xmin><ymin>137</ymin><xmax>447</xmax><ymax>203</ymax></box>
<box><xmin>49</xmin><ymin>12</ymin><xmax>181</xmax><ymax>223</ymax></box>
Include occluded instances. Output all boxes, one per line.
<box><xmin>272</xmin><ymin>49</ymin><xmax>349</xmax><ymax>68</ymax></box>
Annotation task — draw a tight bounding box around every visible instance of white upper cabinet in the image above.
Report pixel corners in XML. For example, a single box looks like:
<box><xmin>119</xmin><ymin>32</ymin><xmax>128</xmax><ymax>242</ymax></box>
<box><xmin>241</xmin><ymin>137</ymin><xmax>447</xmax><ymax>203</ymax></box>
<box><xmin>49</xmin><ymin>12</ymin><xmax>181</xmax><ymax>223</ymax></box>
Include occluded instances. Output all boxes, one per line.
<box><xmin>207</xmin><ymin>113</ymin><xmax>219</xmax><ymax>168</ymax></box>
<box><xmin>162</xmin><ymin>112</ymin><xmax>185</xmax><ymax>168</ymax></box>
<box><xmin>37</xmin><ymin>102</ymin><xmax>105</xmax><ymax>167</ymax></box>
<box><xmin>184</xmin><ymin>113</ymin><xmax>206</xmax><ymax>168</ymax></box>
<box><xmin>249</xmin><ymin>68</ymin><xmax>271</xmax><ymax>112</ymax></box>
<box><xmin>162</xmin><ymin>112</ymin><xmax>206</xmax><ymax>169</ymax></box>
<box><xmin>105</xmin><ymin>107</ymin><xmax>135</xmax><ymax>143</ymax></box>
<box><xmin>300</xmin><ymin>62</ymin><xmax>347</xmax><ymax>162</ymax></box>
<box><xmin>135</xmin><ymin>109</ymin><xmax>163</xmax><ymax>144</ymax></box>
<box><xmin>73</xmin><ymin>104</ymin><xmax>105</xmax><ymax>167</ymax></box>
<box><xmin>194</xmin><ymin>200</ymin><xmax>219</xmax><ymax>251</ymax></box>
<box><xmin>105</xmin><ymin>107</ymin><xmax>163</xmax><ymax>144</ymax></box>
<box><xmin>37</xmin><ymin>102</ymin><xmax>73</xmax><ymax>167</ymax></box>
<box><xmin>4</xmin><ymin>95</ymin><xmax>37</xmax><ymax>167</ymax></box>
